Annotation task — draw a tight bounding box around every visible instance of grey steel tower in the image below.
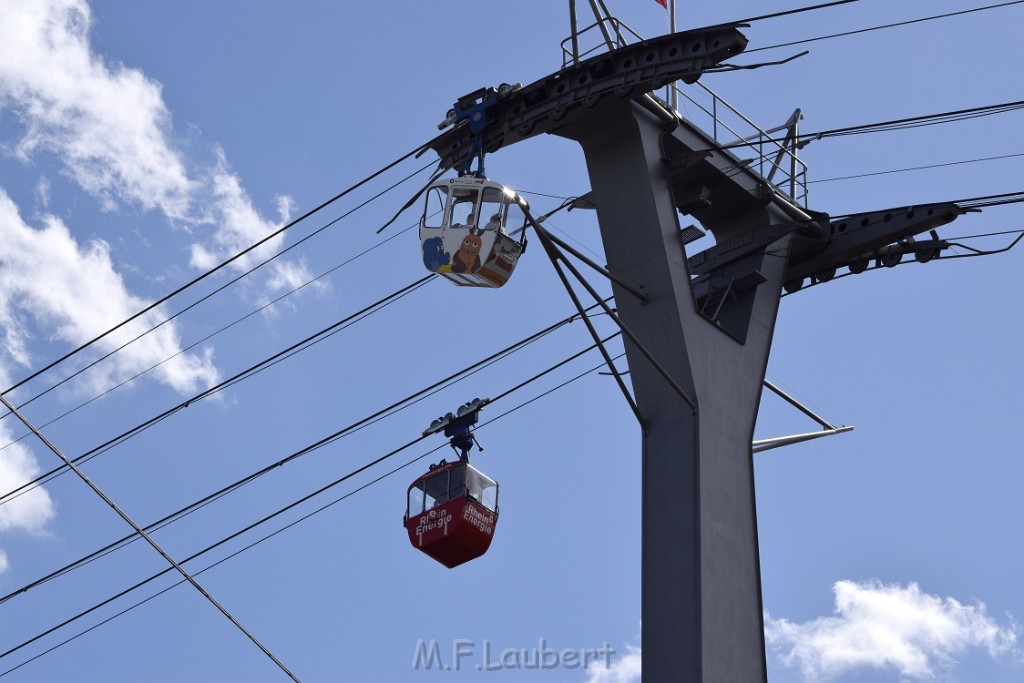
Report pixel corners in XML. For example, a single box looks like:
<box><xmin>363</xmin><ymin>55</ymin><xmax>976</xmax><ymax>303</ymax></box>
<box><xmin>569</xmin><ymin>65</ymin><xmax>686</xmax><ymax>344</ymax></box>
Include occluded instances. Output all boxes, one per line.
<box><xmin>430</xmin><ymin>17</ymin><xmax>970</xmax><ymax>682</ymax></box>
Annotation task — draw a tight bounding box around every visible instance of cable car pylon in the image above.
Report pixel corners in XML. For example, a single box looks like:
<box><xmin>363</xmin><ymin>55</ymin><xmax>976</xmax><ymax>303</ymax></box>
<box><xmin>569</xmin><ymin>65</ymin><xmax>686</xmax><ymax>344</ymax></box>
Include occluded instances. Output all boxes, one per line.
<box><xmin>412</xmin><ymin>6</ymin><xmax>1020</xmax><ymax>679</ymax></box>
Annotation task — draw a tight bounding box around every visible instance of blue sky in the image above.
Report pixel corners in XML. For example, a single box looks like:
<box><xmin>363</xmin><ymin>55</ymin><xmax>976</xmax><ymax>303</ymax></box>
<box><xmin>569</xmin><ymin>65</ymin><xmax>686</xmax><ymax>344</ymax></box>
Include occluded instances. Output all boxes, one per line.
<box><xmin>0</xmin><ymin>1</ymin><xmax>1022</xmax><ymax>681</ymax></box>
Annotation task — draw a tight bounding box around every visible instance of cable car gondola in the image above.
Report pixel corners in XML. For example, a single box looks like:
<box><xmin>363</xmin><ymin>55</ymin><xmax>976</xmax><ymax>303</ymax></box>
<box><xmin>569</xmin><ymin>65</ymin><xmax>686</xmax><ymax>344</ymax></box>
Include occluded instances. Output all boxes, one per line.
<box><xmin>404</xmin><ymin>460</ymin><xmax>499</xmax><ymax>568</ymax></box>
<box><xmin>419</xmin><ymin>176</ymin><xmax>529</xmax><ymax>288</ymax></box>
<box><xmin>405</xmin><ymin>398</ymin><xmax>498</xmax><ymax>568</ymax></box>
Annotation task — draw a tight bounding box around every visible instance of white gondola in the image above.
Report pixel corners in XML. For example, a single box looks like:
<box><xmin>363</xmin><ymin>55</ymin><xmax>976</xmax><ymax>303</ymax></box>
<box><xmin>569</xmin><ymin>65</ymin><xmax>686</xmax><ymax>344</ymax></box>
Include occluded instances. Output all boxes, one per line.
<box><xmin>419</xmin><ymin>176</ymin><xmax>528</xmax><ymax>288</ymax></box>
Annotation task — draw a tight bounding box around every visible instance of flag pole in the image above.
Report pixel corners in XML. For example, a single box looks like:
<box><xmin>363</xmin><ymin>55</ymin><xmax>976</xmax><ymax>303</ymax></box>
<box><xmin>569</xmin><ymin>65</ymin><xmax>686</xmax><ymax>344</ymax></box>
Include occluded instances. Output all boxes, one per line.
<box><xmin>669</xmin><ymin>0</ymin><xmax>678</xmax><ymax>111</ymax></box>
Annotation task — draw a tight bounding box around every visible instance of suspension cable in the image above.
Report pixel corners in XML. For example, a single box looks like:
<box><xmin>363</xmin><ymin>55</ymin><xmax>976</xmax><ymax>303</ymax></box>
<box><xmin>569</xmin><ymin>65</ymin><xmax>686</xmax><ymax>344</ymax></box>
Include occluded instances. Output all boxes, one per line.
<box><xmin>747</xmin><ymin>0</ymin><xmax>1024</xmax><ymax>53</ymax></box>
<box><xmin>807</xmin><ymin>152</ymin><xmax>1024</xmax><ymax>185</ymax></box>
<box><xmin>0</xmin><ymin>160</ymin><xmax>437</xmax><ymax>426</ymax></box>
<box><xmin>0</xmin><ymin>336</ymin><xmax>625</xmax><ymax>666</ymax></box>
<box><xmin>706</xmin><ymin>100</ymin><xmax>1024</xmax><ymax>155</ymax></box>
<box><xmin>0</xmin><ymin>302</ymin><xmax>607</xmax><ymax>604</ymax></box>
<box><xmin>1</xmin><ymin>351</ymin><xmax>625</xmax><ymax>677</ymax></box>
<box><xmin>0</xmin><ymin>276</ymin><xmax>435</xmax><ymax>507</ymax></box>
<box><xmin>735</xmin><ymin>0</ymin><xmax>862</xmax><ymax>25</ymax></box>
<box><xmin>0</xmin><ymin>217</ymin><xmax>421</xmax><ymax>459</ymax></box>
<box><xmin>0</xmin><ymin>395</ymin><xmax>301</xmax><ymax>682</ymax></box>
<box><xmin>0</xmin><ymin>133</ymin><xmax>448</xmax><ymax>401</ymax></box>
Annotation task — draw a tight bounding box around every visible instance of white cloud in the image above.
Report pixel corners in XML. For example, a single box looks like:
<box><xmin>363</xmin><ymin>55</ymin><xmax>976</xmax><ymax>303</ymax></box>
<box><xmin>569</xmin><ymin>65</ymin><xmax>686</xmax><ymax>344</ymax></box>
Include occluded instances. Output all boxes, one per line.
<box><xmin>36</xmin><ymin>176</ymin><xmax>51</xmax><ymax>209</ymax></box>
<box><xmin>0</xmin><ymin>405</ymin><xmax>57</xmax><ymax>577</ymax></box>
<box><xmin>0</xmin><ymin>186</ymin><xmax>215</xmax><ymax>567</ymax></box>
<box><xmin>0</xmin><ymin>418</ymin><xmax>55</xmax><ymax>576</ymax></box>
<box><xmin>584</xmin><ymin>643</ymin><xmax>641</xmax><ymax>683</ymax></box>
<box><xmin>189</xmin><ymin>150</ymin><xmax>308</xmax><ymax>285</ymax></box>
<box><xmin>0</xmin><ymin>0</ymin><xmax>304</xmax><ymax>572</ymax></box>
<box><xmin>0</xmin><ymin>189</ymin><xmax>220</xmax><ymax>396</ymax></box>
<box><xmin>0</xmin><ymin>0</ymin><xmax>193</xmax><ymax>219</ymax></box>
<box><xmin>0</xmin><ymin>431</ymin><xmax>55</xmax><ymax>537</ymax></box>
<box><xmin>765</xmin><ymin>580</ymin><xmax>1020</xmax><ymax>681</ymax></box>
<box><xmin>0</xmin><ymin>0</ymin><xmax>302</xmax><ymax>282</ymax></box>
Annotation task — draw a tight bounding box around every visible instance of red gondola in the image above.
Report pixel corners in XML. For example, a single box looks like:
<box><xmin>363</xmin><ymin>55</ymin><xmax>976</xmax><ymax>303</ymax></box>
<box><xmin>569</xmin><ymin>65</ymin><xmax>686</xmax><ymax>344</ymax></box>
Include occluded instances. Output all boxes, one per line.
<box><xmin>404</xmin><ymin>460</ymin><xmax>499</xmax><ymax>568</ymax></box>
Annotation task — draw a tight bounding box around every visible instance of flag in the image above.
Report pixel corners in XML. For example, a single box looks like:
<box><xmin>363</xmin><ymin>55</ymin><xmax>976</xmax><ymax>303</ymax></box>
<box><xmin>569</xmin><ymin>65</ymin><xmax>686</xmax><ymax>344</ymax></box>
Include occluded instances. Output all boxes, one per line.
<box><xmin>655</xmin><ymin>0</ymin><xmax>667</xmax><ymax>7</ymax></box>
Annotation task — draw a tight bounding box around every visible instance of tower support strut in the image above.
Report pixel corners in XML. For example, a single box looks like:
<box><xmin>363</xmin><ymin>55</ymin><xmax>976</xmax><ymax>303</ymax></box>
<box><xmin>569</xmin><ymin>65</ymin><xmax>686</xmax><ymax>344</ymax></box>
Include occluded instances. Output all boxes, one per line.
<box><xmin>556</xmin><ymin>99</ymin><xmax>800</xmax><ymax>682</ymax></box>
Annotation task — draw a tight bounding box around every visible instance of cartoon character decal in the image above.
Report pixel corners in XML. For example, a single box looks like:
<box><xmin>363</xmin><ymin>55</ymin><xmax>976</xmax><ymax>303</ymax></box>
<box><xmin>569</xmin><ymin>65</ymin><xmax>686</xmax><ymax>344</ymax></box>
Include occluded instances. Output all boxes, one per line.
<box><xmin>422</xmin><ymin>236</ymin><xmax>451</xmax><ymax>272</ymax></box>
<box><xmin>452</xmin><ymin>227</ymin><xmax>484</xmax><ymax>274</ymax></box>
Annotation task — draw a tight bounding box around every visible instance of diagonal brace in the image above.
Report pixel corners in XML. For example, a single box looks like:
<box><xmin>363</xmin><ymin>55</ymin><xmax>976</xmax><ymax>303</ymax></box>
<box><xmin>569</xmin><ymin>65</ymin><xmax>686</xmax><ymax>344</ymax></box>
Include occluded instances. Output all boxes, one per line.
<box><xmin>529</xmin><ymin>218</ymin><xmax>698</xmax><ymax>412</ymax></box>
<box><xmin>538</xmin><ymin>226</ymin><xmax>648</xmax><ymax>303</ymax></box>
<box><xmin>535</xmin><ymin>229</ymin><xmax>646</xmax><ymax>431</ymax></box>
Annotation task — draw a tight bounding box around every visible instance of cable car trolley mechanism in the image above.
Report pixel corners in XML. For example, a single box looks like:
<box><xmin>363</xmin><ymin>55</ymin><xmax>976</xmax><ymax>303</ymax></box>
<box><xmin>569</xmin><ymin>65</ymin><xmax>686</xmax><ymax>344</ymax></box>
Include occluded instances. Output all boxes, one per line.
<box><xmin>420</xmin><ymin>87</ymin><xmax>528</xmax><ymax>288</ymax></box>
<box><xmin>404</xmin><ymin>398</ymin><xmax>499</xmax><ymax>568</ymax></box>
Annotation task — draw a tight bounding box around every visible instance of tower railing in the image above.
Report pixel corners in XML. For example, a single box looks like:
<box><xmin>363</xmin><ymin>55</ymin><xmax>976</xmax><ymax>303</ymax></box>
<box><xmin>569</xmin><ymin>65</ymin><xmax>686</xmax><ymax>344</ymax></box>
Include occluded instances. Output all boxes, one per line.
<box><xmin>560</xmin><ymin>17</ymin><xmax>644</xmax><ymax>66</ymax></box>
<box><xmin>560</xmin><ymin>14</ymin><xmax>809</xmax><ymax>209</ymax></box>
<box><xmin>671</xmin><ymin>82</ymin><xmax>809</xmax><ymax>208</ymax></box>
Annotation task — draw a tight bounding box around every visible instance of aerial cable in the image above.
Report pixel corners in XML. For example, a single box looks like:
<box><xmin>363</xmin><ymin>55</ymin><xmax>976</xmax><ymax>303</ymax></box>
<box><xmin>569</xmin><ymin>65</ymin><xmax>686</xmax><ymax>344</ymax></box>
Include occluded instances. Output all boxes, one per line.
<box><xmin>516</xmin><ymin>189</ymin><xmax>574</xmax><ymax>202</ymax></box>
<box><xmin>543</xmin><ymin>217</ymin><xmax>606</xmax><ymax>263</ymax></box>
<box><xmin>0</xmin><ymin>275</ymin><xmax>436</xmax><ymax>508</ymax></box>
<box><xmin>812</xmin><ymin>102</ymin><xmax>1024</xmax><ymax>138</ymax></box>
<box><xmin>0</xmin><ymin>133</ymin><xmax>450</xmax><ymax>403</ymax></box>
<box><xmin>0</xmin><ymin>216</ymin><xmax>424</xmax><ymax>459</ymax></box>
<box><xmin>794</xmin><ymin>100</ymin><xmax>1024</xmax><ymax>145</ymax></box>
<box><xmin>944</xmin><ymin>228</ymin><xmax>1024</xmax><ymax>241</ymax></box>
<box><xmin>796</xmin><ymin>190</ymin><xmax>1024</xmax><ymax>229</ymax></box>
<box><xmin>844</xmin><ymin>189</ymin><xmax>1024</xmax><ymax>212</ymax></box>
<box><xmin>1</xmin><ymin>352</ymin><xmax>624</xmax><ymax>678</ymax></box>
<box><xmin>504</xmin><ymin>189</ymin><xmax>608</xmax><ymax>261</ymax></box>
<box><xmin>0</xmin><ymin>440</ymin><xmax>447</xmax><ymax>679</ymax></box>
<box><xmin>0</xmin><ymin>307</ymin><xmax>579</xmax><ymax>602</ymax></box>
<box><xmin>536</xmin><ymin>231</ymin><xmax>642</xmax><ymax>427</ymax></box>
<box><xmin>0</xmin><ymin>300</ymin><xmax>607</xmax><ymax>604</ymax></box>
<box><xmin>0</xmin><ymin>395</ymin><xmax>301</xmax><ymax>682</ymax></box>
<box><xmin>941</xmin><ymin>230</ymin><xmax>1024</xmax><ymax>257</ymax></box>
<box><xmin>523</xmin><ymin>206</ymin><xmax>698</xmax><ymax>413</ymax></box>
<box><xmin>733</xmin><ymin>0</ymin><xmax>862</xmax><ymax>25</ymax></box>
<box><xmin>704</xmin><ymin>50</ymin><xmax>810</xmax><ymax>74</ymax></box>
<box><xmin>706</xmin><ymin>99</ymin><xmax>1024</xmax><ymax>155</ymax></box>
<box><xmin>376</xmin><ymin>166</ymin><xmax>448</xmax><ymax>234</ymax></box>
<box><xmin>0</xmin><ymin>438</ymin><xmax>439</xmax><ymax>666</ymax></box>
<box><xmin>517</xmin><ymin>203</ymin><xmax>692</xmax><ymax>420</ymax></box>
<box><xmin>0</xmin><ymin>275</ymin><xmax>434</xmax><ymax>505</ymax></box>
<box><xmin>808</xmin><ymin>152</ymin><xmax>1024</xmax><ymax>185</ymax></box>
<box><xmin>951</xmin><ymin>190</ymin><xmax>1024</xmax><ymax>209</ymax></box>
<box><xmin>218</xmin><ymin>336</ymin><xmax>627</xmax><ymax>563</ymax></box>
<box><xmin>747</xmin><ymin>0</ymin><xmax>1024</xmax><ymax>53</ymax></box>
<box><xmin>206</xmin><ymin>348</ymin><xmax>628</xmax><ymax>576</ymax></box>
<box><xmin>1</xmin><ymin>309</ymin><xmax>592</xmax><ymax>609</ymax></box>
<box><xmin>539</xmin><ymin>224</ymin><xmax>647</xmax><ymax>301</ymax></box>
<box><xmin>0</xmin><ymin>159</ymin><xmax>438</xmax><ymax>426</ymax></box>
<box><xmin>0</xmin><ymin>336</ymin><xmax>624</xmax><ymax>665</ymax></box>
